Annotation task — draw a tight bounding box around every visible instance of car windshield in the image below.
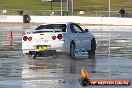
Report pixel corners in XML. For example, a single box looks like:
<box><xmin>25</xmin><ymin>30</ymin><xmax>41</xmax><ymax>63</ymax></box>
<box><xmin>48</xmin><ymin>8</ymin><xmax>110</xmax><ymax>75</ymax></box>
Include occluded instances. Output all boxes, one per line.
<box><xmin>35</xmin><ymin>24</ymin><xmax>66</xmax><ymax>32</ymax></box>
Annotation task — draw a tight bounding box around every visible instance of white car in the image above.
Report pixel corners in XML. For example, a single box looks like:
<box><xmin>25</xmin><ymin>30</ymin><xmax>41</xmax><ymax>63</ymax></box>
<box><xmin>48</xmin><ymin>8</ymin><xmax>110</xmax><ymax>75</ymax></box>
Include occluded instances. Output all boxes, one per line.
<box><xmin>22</xmin><ymin>22</ymin><xmax>96</xmax><ymax>58</ymax></box>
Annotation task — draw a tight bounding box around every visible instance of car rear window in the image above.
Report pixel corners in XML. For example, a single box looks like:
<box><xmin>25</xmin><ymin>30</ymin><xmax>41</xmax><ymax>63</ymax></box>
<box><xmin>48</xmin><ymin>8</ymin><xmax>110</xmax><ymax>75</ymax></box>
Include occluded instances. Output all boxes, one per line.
<box><xmin>35</xmin><ymin>24</ymin><xmax>66</xmax><ymax>32</ymax></box>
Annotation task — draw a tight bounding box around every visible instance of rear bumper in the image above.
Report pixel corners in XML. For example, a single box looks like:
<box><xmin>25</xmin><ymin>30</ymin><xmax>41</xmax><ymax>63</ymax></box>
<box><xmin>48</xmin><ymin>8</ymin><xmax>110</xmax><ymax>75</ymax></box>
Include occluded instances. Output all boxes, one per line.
<box><xmin>22</xmin><ymin>41</ymin><xmax>67</xmax><ymax>54</ymax></box>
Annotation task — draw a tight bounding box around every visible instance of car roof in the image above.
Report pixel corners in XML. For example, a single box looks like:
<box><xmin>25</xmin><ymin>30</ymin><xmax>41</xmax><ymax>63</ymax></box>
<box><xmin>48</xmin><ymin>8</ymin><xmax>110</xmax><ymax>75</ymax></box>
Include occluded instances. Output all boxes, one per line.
<box><xmin>40</xmin><ymin>22</ymin><xmax>73</xmax><ymax>25</ymax></box>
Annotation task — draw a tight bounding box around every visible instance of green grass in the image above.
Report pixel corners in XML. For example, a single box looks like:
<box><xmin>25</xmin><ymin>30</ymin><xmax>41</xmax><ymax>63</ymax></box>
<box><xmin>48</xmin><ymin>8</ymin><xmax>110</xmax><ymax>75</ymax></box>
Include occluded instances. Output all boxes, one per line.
<box><xmin>0</xmin><ymin>0</ymin><xmax>132</xmax><ymax>15</ymax></box>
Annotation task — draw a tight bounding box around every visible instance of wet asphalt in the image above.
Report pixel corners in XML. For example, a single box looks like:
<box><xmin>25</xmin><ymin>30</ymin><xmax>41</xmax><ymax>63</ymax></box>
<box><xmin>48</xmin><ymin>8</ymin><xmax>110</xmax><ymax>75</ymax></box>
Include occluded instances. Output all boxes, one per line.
<box><xmin>0</xmin><ymin>26</ymin><xmax>132</xmax><ymax>88</ymax></box>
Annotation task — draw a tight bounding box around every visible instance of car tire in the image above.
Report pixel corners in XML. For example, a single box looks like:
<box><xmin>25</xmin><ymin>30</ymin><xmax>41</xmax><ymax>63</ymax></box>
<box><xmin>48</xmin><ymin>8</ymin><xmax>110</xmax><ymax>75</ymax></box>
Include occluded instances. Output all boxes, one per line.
<box><xmin>29</xmin><ymin>51</ymin><xmax>37</xmax><ymax>59</ymax></box>
<box><xmin>88</xmin><ymin>38</ymin><xmax>96</xmax><ymax>58</ymax></box>
<box><xmin>31</xmin><ymin>54</ymin><xmax>37</xmax><ymax>59</ymax></box>
<box><xmin>69</xmin><ymin>43</ymin><xmax>76</xmax><ymax>58</ymax></box>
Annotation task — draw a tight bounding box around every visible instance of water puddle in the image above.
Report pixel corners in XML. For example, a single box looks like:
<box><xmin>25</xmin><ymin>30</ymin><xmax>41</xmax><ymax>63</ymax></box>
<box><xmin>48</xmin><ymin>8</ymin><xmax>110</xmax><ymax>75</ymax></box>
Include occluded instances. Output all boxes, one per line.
<box><xmin>0</xmin><ymin>26</ymin><xmax>132</xmax><ymax>88</ymax></box>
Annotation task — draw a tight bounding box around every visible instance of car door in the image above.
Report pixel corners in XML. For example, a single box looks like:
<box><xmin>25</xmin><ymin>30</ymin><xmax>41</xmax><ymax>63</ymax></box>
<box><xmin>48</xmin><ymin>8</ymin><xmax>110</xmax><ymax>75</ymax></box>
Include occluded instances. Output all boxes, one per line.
<box><xmin>77</xmin><ymin>24</ymin><xmax>91</xmax><ymax>51</ymax></box>
<box><xmin>70</xmin><ymin>23</ymin><xmax>85</xmax><ymax>51</ymax></box>
<box><xmin>72</xmin><ymin>23</ymin><xmax>90</xmax><ymax>51</ymax></box>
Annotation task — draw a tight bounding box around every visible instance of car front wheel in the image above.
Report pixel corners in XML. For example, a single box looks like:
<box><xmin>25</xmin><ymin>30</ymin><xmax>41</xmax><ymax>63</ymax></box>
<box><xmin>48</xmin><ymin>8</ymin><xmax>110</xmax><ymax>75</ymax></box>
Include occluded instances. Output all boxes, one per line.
<box><xmin>69</xmin><ymin>43</ymin><xmax>75</xmax><ymax>58</ymax></box>
<box><xmin>88</xmin><ymin>38</ymin><xmax>96</xmax><ymax>58</ymax></box>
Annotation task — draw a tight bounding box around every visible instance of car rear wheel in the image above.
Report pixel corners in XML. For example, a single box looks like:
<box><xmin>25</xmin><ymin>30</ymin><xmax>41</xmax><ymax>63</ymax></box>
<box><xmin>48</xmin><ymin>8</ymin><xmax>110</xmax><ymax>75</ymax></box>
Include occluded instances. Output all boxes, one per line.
<box><xmin>29</xmin><ymin>51</ymin><xmax>37</xmax><ymax>59</ymax></box>
<box><xmin>69</xmin><ymin>43</ymin><xmax>75</xmax><ymax>58</ymax></box>
<box><xmin>88</xmin><ymin>38</ymin><xmax>96</xmax><ymax>58</ymax></box>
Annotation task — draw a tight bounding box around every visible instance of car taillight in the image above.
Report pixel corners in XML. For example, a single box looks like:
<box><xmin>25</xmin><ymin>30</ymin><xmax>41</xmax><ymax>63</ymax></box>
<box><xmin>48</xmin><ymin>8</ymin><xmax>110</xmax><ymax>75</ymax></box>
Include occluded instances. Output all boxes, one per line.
<box><xmin>23</xmin><ymin>36</ymin><xmax>28</xmax><ymax>41</ymax></box>
<box><xmin>52</xmin><ymin>35</ymin><xmax>56</xmax><ymax>40</ymax></box>
<box><xmin>57</xmin><ymin>34</ymin><xmax>63</xmax><ymax>40</ymax></box>
<box><xmin>28</xmin><ymin>37</ymin><xmax>32</xmax><ymax>41</ymax></box>
<box><xmin>23</xmin><ymin>36</ymin><xmax>32</xmax><ymax>41</ymax></box>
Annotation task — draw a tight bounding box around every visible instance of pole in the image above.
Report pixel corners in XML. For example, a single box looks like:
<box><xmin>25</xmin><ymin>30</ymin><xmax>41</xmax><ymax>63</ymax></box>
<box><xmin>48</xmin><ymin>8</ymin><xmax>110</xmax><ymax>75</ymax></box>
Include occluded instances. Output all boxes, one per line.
<box><xmin>61</xmin><ymin>0</ymin><xmax>62</xmax><ymax>16</ymax></box>
<box><xmin>109</xmin><ymin>0</ymin><xmax>110</xmax><ymax>17</ymax></box>
<box><xmin>108</xmin><ymin>0</ymin><xmax>111</xmax><ymax>56</ymax></box>
<box><xmin>108</xmin><ymin>0</ymin><xmax>111</xmax><ymax>78</ymax></box>
<box><xmin>51</xmin><ymin>1</ymin><xmax>52</xmax><ymax>11</ymax></box>
<box><xmin>67</xmin><ymin>0</ymin><xmax>69</xmax><ymax>15</ymax></box>
<box><xmin>72</xmin><ymin>0</ymin><xmax>73</xmax><ymax>16</ymax></box>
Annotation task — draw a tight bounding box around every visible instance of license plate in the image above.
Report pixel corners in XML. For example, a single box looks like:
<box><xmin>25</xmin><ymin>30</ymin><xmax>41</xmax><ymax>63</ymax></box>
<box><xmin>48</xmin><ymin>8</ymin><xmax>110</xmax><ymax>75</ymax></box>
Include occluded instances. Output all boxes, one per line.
<box><xmin>36</xmin><ymin>46</ymin><xmax>47</xmax><ymax>51</ymax></box>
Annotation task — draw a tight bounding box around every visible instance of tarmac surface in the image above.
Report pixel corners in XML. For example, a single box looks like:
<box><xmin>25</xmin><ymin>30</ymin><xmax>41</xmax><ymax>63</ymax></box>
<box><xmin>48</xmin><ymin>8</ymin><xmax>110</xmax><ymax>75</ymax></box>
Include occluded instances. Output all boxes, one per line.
<box><xmin>0</xmin><ymin>25</ymin><xmax>132</xmax><ymax>88</ymax></box>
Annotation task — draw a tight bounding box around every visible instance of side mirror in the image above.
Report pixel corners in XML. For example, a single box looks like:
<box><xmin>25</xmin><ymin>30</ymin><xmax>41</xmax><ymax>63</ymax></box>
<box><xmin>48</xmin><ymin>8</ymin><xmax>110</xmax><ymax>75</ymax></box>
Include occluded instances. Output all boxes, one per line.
<box><xmin>85</xmin><ymin>29</ymin><xmax>89</xmax><ymax>32</ymax></box>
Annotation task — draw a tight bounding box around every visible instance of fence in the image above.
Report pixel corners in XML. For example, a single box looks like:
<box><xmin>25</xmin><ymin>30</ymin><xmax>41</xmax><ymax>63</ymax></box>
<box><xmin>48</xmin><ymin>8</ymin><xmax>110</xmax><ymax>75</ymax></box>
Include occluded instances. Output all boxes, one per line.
<box><xmin>0</xmin><ymin>9</ymin><xmax>132</xmax><ymax>17</ymax></box>
<box><xmin>0</xmin><ymin>9</ymin><xmax>68</xmax><ymax>16</ymax></box>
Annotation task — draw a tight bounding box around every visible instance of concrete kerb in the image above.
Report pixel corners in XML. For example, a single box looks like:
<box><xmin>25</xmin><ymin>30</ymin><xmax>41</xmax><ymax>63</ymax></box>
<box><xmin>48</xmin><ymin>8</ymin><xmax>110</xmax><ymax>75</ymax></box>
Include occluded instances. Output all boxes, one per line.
<box><xmin>24</xmin><ymin>16</ymin><xmax>132</xmax><ymax>26</ymax></box>
<box><xmin>0</xmin><ymin>16</ymin><xmax>132</xmax><ymax>26</ymax></box>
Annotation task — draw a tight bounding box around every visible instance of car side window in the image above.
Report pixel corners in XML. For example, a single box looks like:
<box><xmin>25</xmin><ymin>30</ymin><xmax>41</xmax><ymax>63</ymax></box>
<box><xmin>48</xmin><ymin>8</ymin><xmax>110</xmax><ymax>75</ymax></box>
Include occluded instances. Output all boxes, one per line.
<box><xmin>70</xmin><ymin>23</ymin><xmax>84</xmax><ymax>33</ymax></box>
